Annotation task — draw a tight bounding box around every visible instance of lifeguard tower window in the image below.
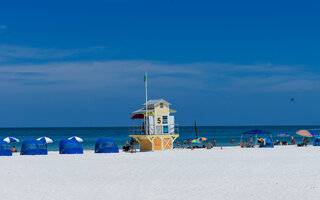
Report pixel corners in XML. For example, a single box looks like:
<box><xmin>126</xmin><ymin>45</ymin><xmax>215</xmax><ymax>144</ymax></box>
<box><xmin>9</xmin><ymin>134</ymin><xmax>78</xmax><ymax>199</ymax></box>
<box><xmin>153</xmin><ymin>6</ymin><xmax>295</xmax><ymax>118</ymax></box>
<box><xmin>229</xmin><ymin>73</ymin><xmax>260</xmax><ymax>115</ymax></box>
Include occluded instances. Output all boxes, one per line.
<box><xmin>163</xmin><ymin>116</ymin><xmax>168</xmax><ymax>124</ymax></box>
<box><xmin>160</xmin><ymin>103</ymin><xmax>164</xmax><ymax>108</ymax></box>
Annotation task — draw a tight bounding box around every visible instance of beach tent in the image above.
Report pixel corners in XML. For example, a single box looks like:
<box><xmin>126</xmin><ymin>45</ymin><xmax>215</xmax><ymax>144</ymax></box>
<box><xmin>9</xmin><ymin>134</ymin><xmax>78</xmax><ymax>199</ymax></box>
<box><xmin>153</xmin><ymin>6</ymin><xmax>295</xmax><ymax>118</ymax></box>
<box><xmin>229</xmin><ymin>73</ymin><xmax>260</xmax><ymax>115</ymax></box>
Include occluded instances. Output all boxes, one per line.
<box><xmin>95</xmin><ymin>139</ymin><xmax>119</xmax><ymax>153</ymax></box>
<box><xmin>259</xmin><ymin>138</ymin><xmax>274</xmax><ymax>148</ymax></box>
<box><xmin>0</xmin><ymin>140</ymin><xmax>12</xmax><ymax>156</ymax></box>
<box><xmin>240</xmin><ymin>129</ymin><xmax>273</xmax><ymax>147</ymax></box>
<box><xmin>313</xmin><ymin>136</ymin><xmax>320</xmax><ymax>146</ymax></box>
<box><xmin>20</xmin><ymin>140</ymin><xmax>48</xmax><ymax>155</ymax></box>
<box><xmin>59</xmin><ymin>138</ymin><xmax>83</xmax><ymax>154</ymax></box>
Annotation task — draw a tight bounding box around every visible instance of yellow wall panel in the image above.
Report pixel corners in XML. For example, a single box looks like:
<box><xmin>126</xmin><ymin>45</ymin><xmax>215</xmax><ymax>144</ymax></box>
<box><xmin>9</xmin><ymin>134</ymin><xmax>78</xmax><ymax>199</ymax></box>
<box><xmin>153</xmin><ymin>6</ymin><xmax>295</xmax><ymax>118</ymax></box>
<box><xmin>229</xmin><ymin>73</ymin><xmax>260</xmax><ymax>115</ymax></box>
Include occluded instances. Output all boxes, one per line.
<box><xmin>154</xmin><ymin>137</ymin><xmax>162</xmax><ymax>151</ymax></box>
<box><xmin>140</xmin><ymin>139</ymin><xmax>152</xmax><ymax>151</ymax></box>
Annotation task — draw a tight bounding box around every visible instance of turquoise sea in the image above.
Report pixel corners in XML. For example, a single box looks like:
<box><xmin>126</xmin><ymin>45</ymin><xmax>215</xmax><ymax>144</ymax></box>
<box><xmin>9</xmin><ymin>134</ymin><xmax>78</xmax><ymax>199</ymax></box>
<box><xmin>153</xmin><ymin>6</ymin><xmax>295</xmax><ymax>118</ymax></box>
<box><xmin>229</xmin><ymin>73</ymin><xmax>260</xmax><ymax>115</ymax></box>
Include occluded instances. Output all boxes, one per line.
<box><xmin>0</xmin><ymin>126</ymin><xmax>318</xmax><ymax>151</ymax></box>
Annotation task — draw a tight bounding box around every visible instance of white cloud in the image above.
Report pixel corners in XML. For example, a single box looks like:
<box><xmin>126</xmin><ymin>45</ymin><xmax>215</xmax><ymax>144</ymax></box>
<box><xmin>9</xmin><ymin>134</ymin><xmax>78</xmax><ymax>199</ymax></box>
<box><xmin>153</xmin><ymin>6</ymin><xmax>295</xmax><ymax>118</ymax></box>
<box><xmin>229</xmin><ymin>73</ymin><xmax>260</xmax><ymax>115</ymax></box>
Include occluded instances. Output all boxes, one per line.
<box><xmin>0</xmin><ymin>45</ymin><xmax>79</xmax><ymax>60</ymax></box>
<box><xmin>0</xmin><ymin>45</ymin><xmax>109</xmax><ymax>61</ymax></box>
<box><xmin>0</xmin><ymin>25</ymin><xmax>6</xmax><ymax>29</ymax></box>
<box><xmin>0</xmin><ymin>60</ymin><xmax>317</xmax><ymax>94</ymax></box>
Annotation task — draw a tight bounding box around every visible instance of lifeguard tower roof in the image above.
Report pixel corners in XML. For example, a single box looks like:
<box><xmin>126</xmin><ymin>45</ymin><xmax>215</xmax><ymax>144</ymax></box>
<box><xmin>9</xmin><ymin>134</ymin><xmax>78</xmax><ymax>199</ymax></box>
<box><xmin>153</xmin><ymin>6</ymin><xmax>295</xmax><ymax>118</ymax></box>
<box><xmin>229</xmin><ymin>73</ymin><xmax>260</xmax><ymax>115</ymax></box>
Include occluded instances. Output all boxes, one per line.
<box><xmin>142</xmin><ymin>99</ymin><xmax>171</xmax><ymax>106</ymax></box>
<box><xmin>132</xmin><ymin>99</ymin><xmax>176</xmax><ymax>114</ymax></box>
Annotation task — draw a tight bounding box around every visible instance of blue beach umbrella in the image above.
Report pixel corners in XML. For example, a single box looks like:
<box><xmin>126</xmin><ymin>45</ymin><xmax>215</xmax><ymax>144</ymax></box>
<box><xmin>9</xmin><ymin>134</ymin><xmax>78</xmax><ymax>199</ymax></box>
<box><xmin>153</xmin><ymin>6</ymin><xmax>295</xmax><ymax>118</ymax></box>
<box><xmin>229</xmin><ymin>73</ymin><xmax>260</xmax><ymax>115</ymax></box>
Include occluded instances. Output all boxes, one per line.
<box><xmin>310</xmin><ymin>132</ymin><xmax>320</xmax><ymax>137</ymax></box>
<box><xmin>2</xmin><ymin>137</ymin><xmax>19</xmax><ymax>143</ymax></box>
<box><xmin>68</xmin><ymin>136</ymin><xmax>84</xmax><ymax>142</ymax></box>
<box><xmin>37</xmin><ymin>137</ymin><xmax>54</xmax><ymax>144</ymax></box>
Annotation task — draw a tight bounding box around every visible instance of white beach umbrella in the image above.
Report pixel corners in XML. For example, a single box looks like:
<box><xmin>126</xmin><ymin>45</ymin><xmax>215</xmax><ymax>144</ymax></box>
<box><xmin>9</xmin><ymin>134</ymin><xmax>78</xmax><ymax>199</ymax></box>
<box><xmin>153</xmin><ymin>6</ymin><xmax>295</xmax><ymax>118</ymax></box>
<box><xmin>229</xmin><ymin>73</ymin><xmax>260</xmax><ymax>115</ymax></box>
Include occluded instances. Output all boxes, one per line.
<box><xmin>2</xmin><ymin>137</ymin><xmax>19</xmax><ymax>143</ymax></box>
<box><xmin>36</xmin><ymin>137</ymin><xmax>54</xmax><ymax>144</ymax></box>
<box><xmin>68</xmin><ymin>136</ymin><xmax>84</xmax><ymax>142</ymax></box>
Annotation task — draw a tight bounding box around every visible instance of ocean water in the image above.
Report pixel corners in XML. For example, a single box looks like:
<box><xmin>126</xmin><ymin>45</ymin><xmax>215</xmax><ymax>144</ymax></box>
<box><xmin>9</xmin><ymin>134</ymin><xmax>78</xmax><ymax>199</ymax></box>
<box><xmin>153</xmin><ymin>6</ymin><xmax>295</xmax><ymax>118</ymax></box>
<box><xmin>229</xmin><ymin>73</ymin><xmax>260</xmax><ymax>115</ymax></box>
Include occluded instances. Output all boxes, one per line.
<box><xmin>0</xmin><ymin>126</ymin><xmax>318</xmax><ymax>151</ymax></box>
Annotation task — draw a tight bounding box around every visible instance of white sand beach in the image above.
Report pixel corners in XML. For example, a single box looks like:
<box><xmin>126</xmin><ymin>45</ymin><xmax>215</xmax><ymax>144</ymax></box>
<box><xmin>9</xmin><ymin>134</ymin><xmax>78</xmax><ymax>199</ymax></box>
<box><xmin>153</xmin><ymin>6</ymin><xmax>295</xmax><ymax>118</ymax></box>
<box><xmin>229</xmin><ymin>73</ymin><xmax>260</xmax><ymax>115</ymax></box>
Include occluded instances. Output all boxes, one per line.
<box><xmin>1</xmin><ymin>146</ymin><xmax>319</xmax><ymax>200</ymax></box>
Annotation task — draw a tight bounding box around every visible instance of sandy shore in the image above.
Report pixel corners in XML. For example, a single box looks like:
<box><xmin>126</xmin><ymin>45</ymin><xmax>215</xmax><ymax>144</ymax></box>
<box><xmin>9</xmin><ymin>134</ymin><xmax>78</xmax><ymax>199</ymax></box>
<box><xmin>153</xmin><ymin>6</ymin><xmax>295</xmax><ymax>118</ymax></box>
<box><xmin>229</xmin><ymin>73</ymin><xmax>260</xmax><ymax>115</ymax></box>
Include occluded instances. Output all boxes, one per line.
<box><xmin>1</xmin><ymin>146</ymin><xmax>319</xmax><ymax>200</ymax></box>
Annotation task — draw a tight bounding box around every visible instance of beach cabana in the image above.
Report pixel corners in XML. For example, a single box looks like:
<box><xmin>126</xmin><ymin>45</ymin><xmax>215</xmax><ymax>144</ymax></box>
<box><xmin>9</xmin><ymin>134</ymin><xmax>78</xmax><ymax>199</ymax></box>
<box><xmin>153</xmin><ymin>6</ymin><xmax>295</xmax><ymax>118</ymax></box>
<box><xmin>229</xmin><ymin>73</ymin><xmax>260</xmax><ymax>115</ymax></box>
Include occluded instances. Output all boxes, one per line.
<box><xmin>95</xmin><ymin>139</ymin><xmax>119</xmax><ymax>153</ymax></box>
<box><xmin>59</xmin><ymin>138</ymin><xmax>83</xmax><ymax>154</ymax></box>
<box><xmin>240</xmin><ymin>129</ymin><xmax>273</xmax><ymax>148</ymax></box>
<box><xmin>20</xmin><ymin>140</ymin><xmax>48</xmax><ymax>155</ymax></box>
<box><xmin>0</xmin><ymin>140</ymin><xmax>12</xmax><ymax>156</ymax></box>
<box><xmin>313</xmin><ymin>136</ymin><xmax>320</xmax><ymax>146</ymax></box>
<box><xmin>258</xmin><ymin>138</ymin><xmax>274</xmax><ymax>148</ymax></box>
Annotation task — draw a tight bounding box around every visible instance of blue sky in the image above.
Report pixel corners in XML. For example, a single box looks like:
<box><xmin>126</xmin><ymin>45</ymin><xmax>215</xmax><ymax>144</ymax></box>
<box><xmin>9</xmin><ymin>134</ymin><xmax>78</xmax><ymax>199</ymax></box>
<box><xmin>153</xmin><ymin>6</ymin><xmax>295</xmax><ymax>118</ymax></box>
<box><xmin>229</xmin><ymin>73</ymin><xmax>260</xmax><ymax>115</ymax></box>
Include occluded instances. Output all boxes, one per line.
<box><xmin>0</xmin><ymin>0</ymin><xmax>319</xmax><ymax>127</ymax></box>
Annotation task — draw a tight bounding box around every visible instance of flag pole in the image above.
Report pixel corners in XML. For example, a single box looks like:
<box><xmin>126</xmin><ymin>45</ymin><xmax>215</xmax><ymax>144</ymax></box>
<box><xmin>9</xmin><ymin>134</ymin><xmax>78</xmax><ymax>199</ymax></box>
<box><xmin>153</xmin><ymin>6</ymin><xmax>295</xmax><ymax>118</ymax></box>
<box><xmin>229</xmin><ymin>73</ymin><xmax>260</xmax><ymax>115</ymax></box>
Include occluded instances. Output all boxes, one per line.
<box><xmin>145</xmin><ymin>71</ymin><xmax>148</xmax><ymax>134</ymax></box>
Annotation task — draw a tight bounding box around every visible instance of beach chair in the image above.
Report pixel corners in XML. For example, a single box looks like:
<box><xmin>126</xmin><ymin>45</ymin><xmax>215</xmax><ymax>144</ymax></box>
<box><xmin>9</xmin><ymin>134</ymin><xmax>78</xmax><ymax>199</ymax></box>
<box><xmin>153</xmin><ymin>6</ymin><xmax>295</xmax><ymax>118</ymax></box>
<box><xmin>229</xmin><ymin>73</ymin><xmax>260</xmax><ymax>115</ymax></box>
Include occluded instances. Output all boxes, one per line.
<box><xmin>297</xmin><ymin>142</ymin><xmax>307</xmax><ymax>147</ymax></box>
<box><xmin>129</xmin><ymin>143</ymin><xmax>137</xmax><ymax>153</ymax></box>
<box><xmin>128</xmin><ymin>140</ymin><xmax>138</xmax><ymax>153</ymax></box>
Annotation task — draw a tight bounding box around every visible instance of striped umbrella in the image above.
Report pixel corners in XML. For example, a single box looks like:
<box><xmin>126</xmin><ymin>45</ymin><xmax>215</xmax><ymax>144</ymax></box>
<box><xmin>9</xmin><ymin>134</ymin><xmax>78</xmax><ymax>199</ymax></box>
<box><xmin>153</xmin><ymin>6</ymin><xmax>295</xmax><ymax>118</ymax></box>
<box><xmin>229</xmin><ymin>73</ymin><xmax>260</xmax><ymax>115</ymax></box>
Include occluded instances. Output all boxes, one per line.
<box><xmin>190</xmin><ymin>139</ymin><xmax>201</xmax><ymax>144</ymax></box>
<box><xmin>296</xmin><ymin>130</ymin><xmax>313</xmax><ymax>137</ymax></box>
<box><xmin>68</xmin><ymin>136</ymin><xmax>84</xmax><ymax>142</ymax></box>
<box><xmin>198</xmin><ymin>137</ymin><xmax>207</xmax><ymax>142</ymax></box>
<box><xmin>2</xmin><ymin>137</ymin><xmax>19</xmax><ymax>143</ymax></box>
<box><xmin>37</xmin><ymin>137</ymin><xmax>54</xmax><ymax>144</ymax></box>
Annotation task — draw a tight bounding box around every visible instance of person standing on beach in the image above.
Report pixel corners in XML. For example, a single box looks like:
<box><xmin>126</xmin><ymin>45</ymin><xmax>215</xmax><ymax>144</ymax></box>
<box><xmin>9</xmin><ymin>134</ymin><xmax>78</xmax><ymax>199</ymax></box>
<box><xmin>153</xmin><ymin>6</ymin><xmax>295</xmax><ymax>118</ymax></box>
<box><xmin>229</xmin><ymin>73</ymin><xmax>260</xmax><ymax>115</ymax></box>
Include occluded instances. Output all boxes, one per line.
<box><xmin>183</xmin><ymin>140</ymin><xmax>187</xmax><ymax>148</ymax></box>
<box><xmin>176</xmin><ymin>141</ymin><xmax>180</xmax><ymax>148</ymax></box>
<box><xmin>231</xmin><ymin>138</ymin><xmax>235</xmax><ymax>144</ymax></box>
<box><xmin>291</xmin><ymin>136</ymin><xmax>296</xmax><ymax>145</ymax></box>
<box><xmin>213</xmin><ymin>139</ymin><xmax>216</xmax><ymax>147</ymax></box>
<box><xmin>249</xmin><ymin>136</ymin><xmax>254</xmax><ymax>148</ymax></box>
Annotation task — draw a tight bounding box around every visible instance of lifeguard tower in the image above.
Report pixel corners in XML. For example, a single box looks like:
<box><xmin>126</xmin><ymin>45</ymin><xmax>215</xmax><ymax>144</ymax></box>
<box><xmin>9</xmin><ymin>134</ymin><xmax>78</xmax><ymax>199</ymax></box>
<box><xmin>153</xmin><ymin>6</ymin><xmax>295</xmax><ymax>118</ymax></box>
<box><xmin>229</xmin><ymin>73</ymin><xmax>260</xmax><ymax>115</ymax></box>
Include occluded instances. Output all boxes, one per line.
<box><xmin>129</xmin><ymin>99</ymin><xmax>179</xmax><ymax>151</ymax></box>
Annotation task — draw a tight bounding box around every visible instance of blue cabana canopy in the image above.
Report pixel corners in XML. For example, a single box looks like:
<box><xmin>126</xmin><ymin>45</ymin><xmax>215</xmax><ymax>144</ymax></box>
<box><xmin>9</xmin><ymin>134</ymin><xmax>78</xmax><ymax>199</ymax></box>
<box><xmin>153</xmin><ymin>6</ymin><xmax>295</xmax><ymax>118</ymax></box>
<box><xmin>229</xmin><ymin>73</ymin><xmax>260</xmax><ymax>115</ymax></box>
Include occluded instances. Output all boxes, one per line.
<box><xmin>20</xmin><ymin>140</ymin><xmax>48</xmax><ymax>155</ymax></box>
<box><xmin>95</xmin><ymin>139</ymin><xmax>119</xmax><ymax>153</ymax></box>
<box><xmin>242</xmin><ymin>129</ymin><xmax>271</xmax><ymax>135</ymax></box>
<box><xmin>314</xmin><ymin>137</ymin><xmax>320</xmax><ymax>146</ymax></box>
<box><xmin>59</xmin><ymin>138</ymin><xmax>83</xmax><ymax>154</ymax></box>
<box><xmin>260</xmin><ymin>138</ymin><xmax>274</xmax><ymax>148</ymax></box>
<box><xmin>2</xmin><ymin>137</ymin><xmax>19</xmax><ymax>143</ymax></box>
<box><xmin>310</xmin><ymin>132</ymin><xmax>320</xmax><ymax>136</ymax></box>
<box><xmin>241</xmin><ymin>129</ymin><xmax>273</xmax><ymax>147</ymax></box>
<box><xmin>0</xmin><ymin>140</ymin><xmax>12</xmax><ymax>156</ymax></box>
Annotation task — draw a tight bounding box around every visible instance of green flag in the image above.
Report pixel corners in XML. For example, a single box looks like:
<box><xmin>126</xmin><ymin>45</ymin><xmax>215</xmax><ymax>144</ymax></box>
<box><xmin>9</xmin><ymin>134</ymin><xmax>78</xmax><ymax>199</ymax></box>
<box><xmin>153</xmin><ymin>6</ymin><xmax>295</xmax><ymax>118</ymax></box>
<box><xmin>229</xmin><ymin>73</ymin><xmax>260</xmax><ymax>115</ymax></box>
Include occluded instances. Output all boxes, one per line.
<box><xmin>144</xmin><ymin>74</ymin><xmax>147</xmax><ymax>82</ymax></box>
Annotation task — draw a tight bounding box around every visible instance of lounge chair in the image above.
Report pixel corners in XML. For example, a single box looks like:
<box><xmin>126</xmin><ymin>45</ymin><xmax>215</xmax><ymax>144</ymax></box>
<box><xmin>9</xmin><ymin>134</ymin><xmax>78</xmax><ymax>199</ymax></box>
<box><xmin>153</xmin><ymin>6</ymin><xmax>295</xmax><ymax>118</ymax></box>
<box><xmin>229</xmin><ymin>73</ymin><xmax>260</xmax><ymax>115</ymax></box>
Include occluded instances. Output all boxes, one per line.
<box><xmin>297</xmin><ymin>142</ymin><xmax>307</xmax><ymax>147</ymax></box>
